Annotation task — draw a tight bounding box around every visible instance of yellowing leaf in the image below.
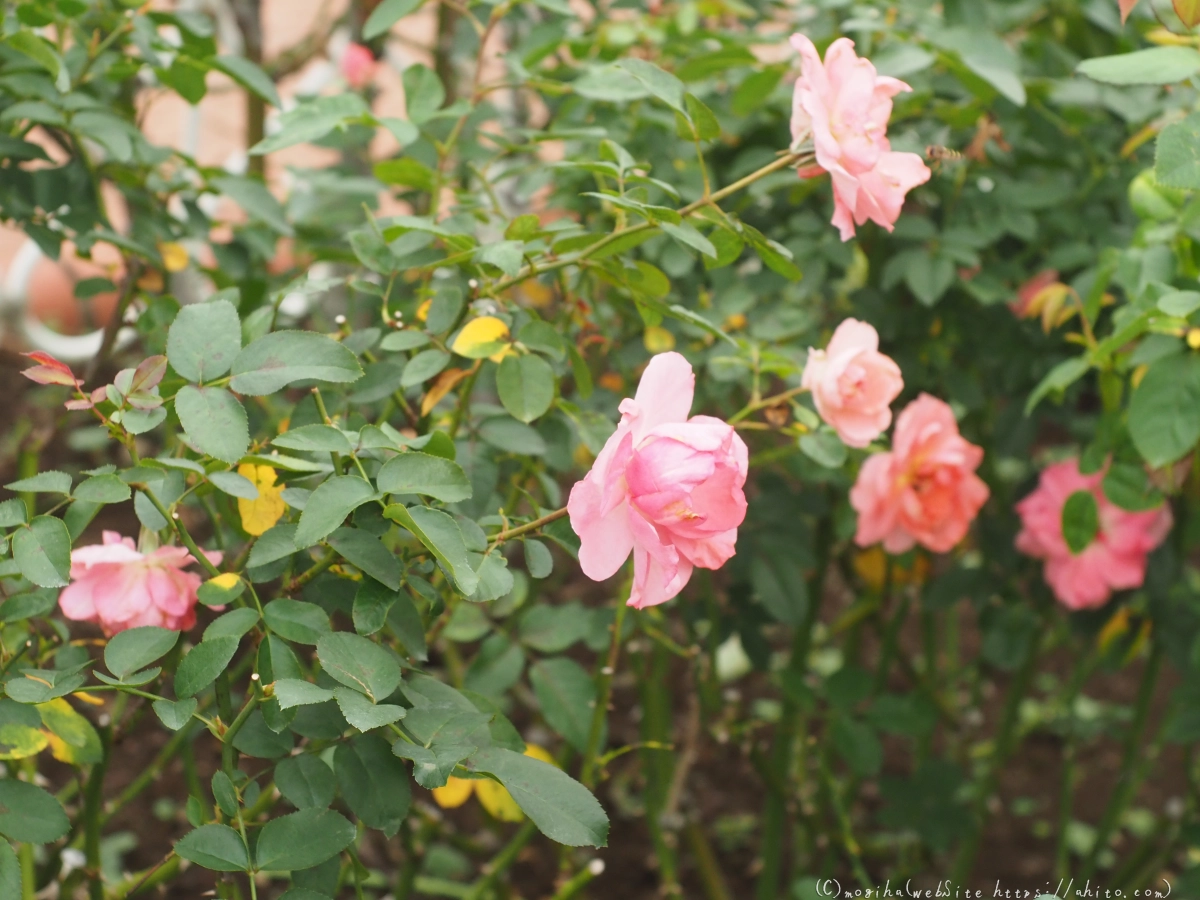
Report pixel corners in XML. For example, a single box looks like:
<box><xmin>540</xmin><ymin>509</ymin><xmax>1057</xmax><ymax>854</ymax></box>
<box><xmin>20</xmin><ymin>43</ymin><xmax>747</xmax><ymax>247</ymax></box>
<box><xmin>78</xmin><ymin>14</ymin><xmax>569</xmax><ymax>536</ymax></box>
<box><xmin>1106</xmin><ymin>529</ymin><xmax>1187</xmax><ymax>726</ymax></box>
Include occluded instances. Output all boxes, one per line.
<box><xmin>421</xmin><ymin>367</ymin><xmax>471</xmax><ymax>416</ymax></box>
<box><xmin>431</xmin><ymin>777</ymin><xmax>475</xmax><ymax>809</ymax></box>
<box><xmin>237</xmin><ymin>464</ymin><xmax>288</xmax><ymax>536</ymax></box>
<box><xmin>452</xmin><ymin>317</ymin><xmax>511</xmax><ymax>359</ymax></box>
<box><xmin>523</xmin><ymin>743</ymin><xmax>557</xmax><ymax>766</ymax></box>
<box><xmin>1098</xmin><ymin>607</ymin><xmax>1133</xmax><ymax>653</ymax></box>
<box><xmin>416</xmin><ymin>298</ymin><xmax>432</xmax><ymax>322</ymax></box>
<box><xmin>0</xmin><ymin>724</ymin><xmax>48</xmax><ymax>760</ymax></box>
<box><xmin>72</xmin><ymin>691</ymin><xmax>105</xmax><ymax>706</ymax></box>
<box><xmin>643</xmin><ymin>326</ymin><xmax>676</xmax><ymax>353</ymax></box>
<box><xmin>475</xmin><ymin>777</ymin><xmax>524</xmax><ymax>822</ymax></box>
<box><xmin>159</xmin><ymin>242</ymin><xmax>190</xmax><ymax>273</ymax></box>
<box><xmin>210</xmin><ymin>572</ymin><xmax>241</xmax><ymax>590</ymax></box>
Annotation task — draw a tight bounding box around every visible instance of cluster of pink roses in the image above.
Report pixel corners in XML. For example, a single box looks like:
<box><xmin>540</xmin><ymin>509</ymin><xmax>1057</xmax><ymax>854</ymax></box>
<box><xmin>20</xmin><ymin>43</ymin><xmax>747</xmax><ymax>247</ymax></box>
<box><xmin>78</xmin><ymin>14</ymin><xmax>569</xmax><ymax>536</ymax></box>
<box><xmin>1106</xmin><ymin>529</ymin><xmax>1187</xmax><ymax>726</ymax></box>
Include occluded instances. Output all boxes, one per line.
<box><xmin>789</xmin><ymin>34</ymin><xmax>932</xmax><ymax>241</ymax></box>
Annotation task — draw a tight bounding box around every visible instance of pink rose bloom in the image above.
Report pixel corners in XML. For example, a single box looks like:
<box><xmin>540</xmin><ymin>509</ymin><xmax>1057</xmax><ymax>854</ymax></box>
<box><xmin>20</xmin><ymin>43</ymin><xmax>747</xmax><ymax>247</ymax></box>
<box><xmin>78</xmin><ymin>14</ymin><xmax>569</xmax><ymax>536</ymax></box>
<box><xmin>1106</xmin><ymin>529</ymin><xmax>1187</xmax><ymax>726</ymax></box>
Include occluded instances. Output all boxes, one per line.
<box><xmin>790</xmin><ymin>34</ymin><xmax>931</xmax><ymax>241</ymax></box>
<box><xmin>850</xmin><ymin>394</ymin><xmax>989</xmax><ymax>553</ymax></box>
<box><xmin>1015</xmin><ymin>459</ymin><xmax>1172</xmax><ymax>610</ymax></box>
<box><xmin>568</xmin><ymin>352</ymin><xmax>749</xmax><ymax>609</ymax></box>
<box><xmin>341</xmin><ymin>43</ymin><xmax>376</xmax><ymax>89</ymax></box>
<box><xmin>59</xmin><ymin>532</ymin><xmax>222</xmax><ymax>635</ymax></box>
<box><xmin>802</xmin><ymin>318</ymin><xmax>903</xmax><ymax>448</ymax></box>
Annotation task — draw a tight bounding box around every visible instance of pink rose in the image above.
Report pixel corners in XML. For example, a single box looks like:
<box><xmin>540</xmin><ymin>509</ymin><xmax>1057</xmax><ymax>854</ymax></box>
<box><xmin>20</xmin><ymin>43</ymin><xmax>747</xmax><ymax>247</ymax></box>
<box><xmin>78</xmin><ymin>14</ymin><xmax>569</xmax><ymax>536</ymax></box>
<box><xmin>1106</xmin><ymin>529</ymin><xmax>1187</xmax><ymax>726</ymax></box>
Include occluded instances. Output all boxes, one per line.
<box><xmin>802</xmin><ymin>318</ymin><xmax>903</xmax><ymax>448</ymax></box>
<box><xmin>1014</xmin><ymin>459</ymin><xmax>1172</xmax><ymax>610</ymax></box>
<box><xmin>341</xmin><ymin>43</ymin><xmax>376</xmax><ymax>90</ymax></box>
<box><xmin>568</xmin><ymin>352</ymin><xmax>749</xmax><ymax>609</ymax></box>
<box><xmin>59</xmin><ymin>532</ymin><xmax>222</xmax><ymax>635</ymax></box>
<box><xmin>790</xmin><ymin>34</ymin><xmax>931</xmax><ymax>241</ymax></box>
<box><xmin>850</xmin><ymin>394</ymin><xmax>990</xmax><ymax>553</ymax></box>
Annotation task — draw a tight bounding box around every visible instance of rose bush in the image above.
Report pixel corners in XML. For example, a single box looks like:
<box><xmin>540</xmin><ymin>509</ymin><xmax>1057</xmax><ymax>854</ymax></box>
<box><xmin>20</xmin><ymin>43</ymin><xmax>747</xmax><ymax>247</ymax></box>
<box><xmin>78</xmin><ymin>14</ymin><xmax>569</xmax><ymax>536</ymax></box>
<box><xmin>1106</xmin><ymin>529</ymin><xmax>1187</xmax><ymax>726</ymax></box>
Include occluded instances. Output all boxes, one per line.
<box><xmin>0</xmin><ymin>1</ymin><xmax>1199</xmax><ymax>899</ymax></box>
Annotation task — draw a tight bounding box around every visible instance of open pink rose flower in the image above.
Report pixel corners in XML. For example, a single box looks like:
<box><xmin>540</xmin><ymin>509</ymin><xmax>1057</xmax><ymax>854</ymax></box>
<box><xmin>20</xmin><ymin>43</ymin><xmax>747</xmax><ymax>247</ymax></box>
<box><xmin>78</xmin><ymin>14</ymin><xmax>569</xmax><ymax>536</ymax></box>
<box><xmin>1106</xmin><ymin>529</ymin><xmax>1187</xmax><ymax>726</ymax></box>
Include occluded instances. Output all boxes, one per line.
<box><xmin>341</xmin><ymin>42</ymin><xmax>376</xmax><ymax>89</ymax></box>
<box><xmin>802</xmin><ymin>318</ymin><xmax>903</xmax><ymax>447</ymax></box>
<box><xmin>790</xmin><ymin>34</ymin><xmax>931</xmax><ymax>241</ymax></box>
<box><xmin>1015</xmin><ymin>459</ymin><xmax>1172</xmax><ymax>610</ymax></box>
<box><xmin>59</xmin><ymin>532</ymin><xmax>222</xmax><ymax>635</ymax></box>
<box><xmin>568</xmin><ymin>352</ymin><xmax>749</xmax><ymax>609</ymax></box>
<box><xmin>850</xmin><ymin>394</ymin><xmax>989</xmax><ymax>553</ymax></box>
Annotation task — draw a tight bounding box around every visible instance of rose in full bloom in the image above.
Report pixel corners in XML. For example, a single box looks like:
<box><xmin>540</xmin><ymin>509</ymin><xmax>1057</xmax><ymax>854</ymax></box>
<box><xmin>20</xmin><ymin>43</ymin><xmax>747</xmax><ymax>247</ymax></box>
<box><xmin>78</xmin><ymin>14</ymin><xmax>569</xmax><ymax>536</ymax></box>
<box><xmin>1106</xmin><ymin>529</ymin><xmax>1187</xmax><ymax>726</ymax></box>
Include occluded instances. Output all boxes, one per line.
<box><xmin>1015</xmin><ymin>459</ymin><xmax>1172</xmax><ymax>610</ymax></box>
<box><xmin>59</xmin><ymin>532</ymin><xmax>222</xmax><ymax>635</ymax></box>
<box><xmin>802</xmin><ymin>318</ymin><xmax>903</xmax><ymax>448</ymax></box>
<box><xmin>341</xmin><ymin>42</ymin><xmax>376</xmax><ymax>89</ymax></box>
<box><xmin>789</xmin><ymin>34</ymin><xmax>931</xmax><ymax>241</ymax></box>
<box><xmin>568</xmin><ymin>352</ymin><xmax>749</xmax><ymax>609</ymax></box>
<box><xmin>850</xmin><ymin>394</ymin><xmax>989</xmax><ymax>553</ymax></box>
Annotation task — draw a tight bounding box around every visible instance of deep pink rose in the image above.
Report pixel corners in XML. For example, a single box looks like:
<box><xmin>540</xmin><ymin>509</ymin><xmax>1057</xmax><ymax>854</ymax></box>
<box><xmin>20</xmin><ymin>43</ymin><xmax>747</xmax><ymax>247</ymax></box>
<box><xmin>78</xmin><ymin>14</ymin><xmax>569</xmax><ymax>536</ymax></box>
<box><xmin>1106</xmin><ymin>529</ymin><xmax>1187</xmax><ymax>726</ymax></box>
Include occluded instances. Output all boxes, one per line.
<box><xmin>341</xmin><ymin>43</ymin><xmax>376</xmax><ymax>89</ymax></box>
<box><xmin>59</xmin><ymin>532</ymin><xmax>222</xmax><ymax>635</ymax></box>
<box><xmin>568</xmin><ymin>352</ymin><xmax>749</xmax><ymax>609</ymax></box>
<box><xmin>1015</xmin><ymin>459</ymin><xmax>1172</xmax><ymax>610</ymax></box>
<box><xmin>850</xmin><ymin>394</ymin><xmax>989</xmax><ymax>553</ymax></box>
<box><xmin>790</xmin><ymin>34</ymin><xmax>931</xmax><ymax>241</ymax></box>
<box><xmin>802</xmin><ymin>318</ymin><xmax>903</xmax><ymax>448</ymax></box>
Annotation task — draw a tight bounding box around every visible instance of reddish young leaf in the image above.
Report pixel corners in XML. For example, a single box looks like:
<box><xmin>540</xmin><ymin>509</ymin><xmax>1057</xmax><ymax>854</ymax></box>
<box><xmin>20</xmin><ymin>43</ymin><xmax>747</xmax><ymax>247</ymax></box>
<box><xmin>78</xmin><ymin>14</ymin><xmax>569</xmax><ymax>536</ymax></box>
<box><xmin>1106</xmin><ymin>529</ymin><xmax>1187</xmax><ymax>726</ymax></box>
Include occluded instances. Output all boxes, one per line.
<box><xmin>1120</xmin><ymin>0</ymin><xmax>1140</xmax><ymax>22</ymax></box>
<box><xmin>20</xmin><ymin>352</ymin><xmax>78</xmax><ymax>387</ymax></box>
<box><xmin>1176</xmin><ymin>0</ymin><xmax>1200</xmax><ymax>27</ymax></box>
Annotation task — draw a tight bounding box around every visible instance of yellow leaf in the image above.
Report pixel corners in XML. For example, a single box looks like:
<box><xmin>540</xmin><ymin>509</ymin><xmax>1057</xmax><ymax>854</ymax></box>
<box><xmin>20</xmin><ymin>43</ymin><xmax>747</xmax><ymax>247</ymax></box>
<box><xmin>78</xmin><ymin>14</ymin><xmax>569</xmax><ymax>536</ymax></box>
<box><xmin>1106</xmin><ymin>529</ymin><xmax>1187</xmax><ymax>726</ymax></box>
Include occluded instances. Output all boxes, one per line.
<box><xmin>158</xmin><ymin>241</ymin><xmax>189</xmax><ymax>273</ymax></box>
<box><xmin>643</xmin><ymin>326</ymin><xmax>676</xmax><ymax>353</ymax></box>
<box><xmin>421</xmin><ymin>367</ymin><xmax>470</xmax><ymax>416</ymax></box>
<box><xmin>475</xmin><ymin>777</ymin><xmax>524</xmax><ymax>822</ymax></box>
<box><xmin>237</xmin><ymin>464</ymin><xmax>288</xmax><ymax>536</ymax></box>
<box><xmin>39</xmin><ymin>697</ymin><xmax>102</xmax><ymax>765</ymax></box>
<box><xmin>1098</xmin><ymin>607</ymin><xmax>1132</xmax><ymax>654</ymax></box>
<box><xmin>210</xmin><ymin>572</ymin><xmax>241</xmax><ymax>590</ymax></box>
<box><xmin>0</xmin><ymin>724</ymin><xmax>48</xmax><ymax>760</ymax></box>
<box><xmin>432</xmin><ymin>777</ymin><xmax>475</xmax><ymax>809</ymax></box>
<box><xmin>72</xmin><ymin>691</ymin><xmax>105</xmax><ymax>706</ymax></box>
<box><xmin>523</xmin><ymin>743</ymin><xmax>558</xmax><ymax>766</ymax></box>
<box><xmin>416</xmin><ymin>298</ymin><xmax>432</xmax><ymax>322</ymax></box>
<box><xmin>451</xmin><ymin>317</ymin><xmax>511</xmax><ymax>359</ymax></box>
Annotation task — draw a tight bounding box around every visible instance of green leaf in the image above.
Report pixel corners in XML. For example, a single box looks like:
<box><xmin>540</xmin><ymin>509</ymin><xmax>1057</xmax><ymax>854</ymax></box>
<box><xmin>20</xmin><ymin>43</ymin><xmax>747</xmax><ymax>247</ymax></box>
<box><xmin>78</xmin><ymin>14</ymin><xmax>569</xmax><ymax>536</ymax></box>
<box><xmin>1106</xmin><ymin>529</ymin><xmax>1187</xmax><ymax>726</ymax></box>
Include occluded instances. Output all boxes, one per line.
<box><xmin>275</xmin><ymin>755</ymin><xmax>336</xmax><ymax>809</ymax></box>
<box><xmin>1156</xmin><ymin>113</ymin><xmax>1200</xmax><ymax>191</ymax></box>
<box><xmin>334</xmin><ymin>686</ymin><xmax>407</xmax><ymax>731</ymax></box>
<box><xmin>1077</xmin><ymin>47</ymin><xmax>1200</xmax><ymax>85</ymax></box>
<box><xmin>1157</xmin><ymin>290</ymin><xmax>1200</xmax><ymax>318</ymax></box>
<box><xmin>1129</xmin><ymin>352</ymin><xmax>1200</xmax><ymax>467</ymax></box>
<box><xmin>497</xmin><ymin>355</ymin><xmax>556</xmax><ymax>423</ymax></box>
<box><xmin>250</xmin><ymin>94</ymin><xmax>369</xmax><ymax>155</ymax></box>
<box><xmin>365</xmin><ymin>0</ymin><xmax>425</xmax><ymax>38</ymax></box>
<box><xmin>263</xmin><ymin>600</ymin><xmax>330</xmax><ymax>645</ymax></box>
<box><xmin>254</xmin><ymin>809</ymin><xmax>356</xmax><ymax>872</ymax></box>
<box><xmin>175</xmin><ymin>637</ymin><xmax>240</xmax><ymax>698</ymax></box>
<box><xmin>210</xmin><ymin>176</ymin><xmax>293</xmax><ymax>236</ymax></box>
<box><xmin>518</xmin><ymin>603</ymin><xmax>589</xmax><ymax>653</ymax></box>
<box><xmin>153</xmin><ymin>697</ymin><xmax>197</xmax><ymax>730</ymax></box>
<box><xmin>353</xmin><ymin>578</ymin><xmax>397</xmax><ymax>636</ymax></box>
<box><xmin>167</xmin><ymin>299</ymin><xmax>243</xmax><ymax>382</ymax></box>
<box><xmin>175</xmin><ymin>824</ymin><xmax>250</xmax><ymax>872</ymax></box>
<box><xmin>799</xmin><ymin>431</ymin><xmax>848</xmax><ymax>468</ymax></box>
<box><xmin>940</xmin><ymin>28</ymin><xmax>1025</xmax><ymax>105</ymax></box>
<box><xmin>0</xmin><ymin>500</ymin><xmax>26</xmax><ymax>528</ymax></box>
<box><xmin>377</xmin><ymin>452</ymin><xmax>472</xmax><ymax>503</ymax></box>
<box><xmin>175</xmin><ymin>386</ymin><xmax>250</xmax><ymax>464</ymax></box>
<box><xmin>272</xmin><ymin>679</ymin><xmax>335</xmax><ymax>710</ymax></box>
<box><xmin>5</xmin><ymin>471</ymin><xmax>71</xmax><ymax>494</ymax></box>
<box><xmin>5</xmin><ymin>667</ymin><xmax>86</xmax><ymax>704</ymax></box>
<box><xmin>294</xmin><ymin>477</ymin><xmax>378</xmax><ymax>548</ymax></box>
<box><xmin>6</xmin><ymin>31</ymin><xmax>66</xmax><ymax>92</ymax></box>
<box><xmin>1062</xmin><ymin>490</ymin><xmax>1100</xmax><ymax>555</ymax></box>
<box><xmin>615</xmin><ymin>58</ymin><xmax>685</xmax><ymax>112</ymax></box>
<box><xmin>327</xmin><ymin>527</ymin><xmax>402</xmax><ymax>591</ymax></box>
<box><xmin>248</xmin><ymin>525</ymin><xmax>299</xmax><ymax>569</ymax></box>
<box><xmin>831</xmin><ymin>716</ymin><xmax>883</xmax><ymax>778</ymax></box>
<box><xmin>0</xmin><ymin>781</ymin><xmax>69</xmax><ymax>843</ymax></box>
<box><xmin>12</xmin><ymin>517</ymin><xmax>71</xmax><ymax>588</ymax></box>
<box><xmin>273</xmin><ymin>425</ymin><xmax>353</xmax><ymax>454</ymax></box>
<box><xmin>1025</xmin><ymin>357</ymin><xmax>1090</xmax><ymax>414</ymax></box>
<box><xmin>204</xmin><ymin>608</ymin><xmax>261</xmax><ymax>641</ymax></box>
<box><xmin>401</xmin><ymin>64</ymin><xmax>445</xmax><ymax>124</ymax></box>
<box><xmin>231</xmin><ymin>331</ymin><xmax>364</xmax><ymax>395</ymax></box>
<box><xmin>73</xmin><ymin>474</ymin><xmax>131</xmax><ymax>504</ymax></box>
<box><xmin>212</xmin><ymin>55</ymin><xmax>281</xmax><ymax>108</ymax></box>
<box><xmin>1102</xmin><ymin>463</ymin><xmax>1165</xmax><ymax>512</ymax></box>
<box><xmin>105</xmin><ymin>627</ymin><xmax>179</xmax><ymax>679</ymax></box>
<box><xmin>479</xmin><ymin>417</ymin><xmax>547</xmax><ymax>455</ymax></box>
<box><xmin>317</xmin><ymin>633</ymin><xmax>402</xmax><ymax>702</ymax></box>
<box><xmin>529</xmin><ymin>658</ymin><xmax>597</xmax><ymax>753</ymax></box>
<box><xmin>0</xmin><ymin>839</ymin><xmax>20</xmax><ymax>898</ymax></box>
<box><xmin>387</xmin><ymin>594</ymin><xmax>428</xmax><ymax>661</ymax></box>
<box><xmin>335</xmin><ymin>734</ymin><xmax>412</xmax><ymax>833</ymax></box>
<box><xmin>400</xmin><ymin>349</ymin><xmax>450</xmax><ymax>387</ymax></box>
<box><xmin>475</xmin><ymin>241</ymin><xmax>525</xmax><ymax>277</ymax></box>
<box><xmin>466</xmin><ymin>747</ymin><xmax>609</xmax><ymax>847</ymax></box>
<box><xmin>384</xmin><ymin>505</ymin><xmax>478</xmax><ymax>595</ymax></box>
<box><xmin>660</xmin><ymin>220</ymin><xmax>716</xmax><ymax>258</ymax></box>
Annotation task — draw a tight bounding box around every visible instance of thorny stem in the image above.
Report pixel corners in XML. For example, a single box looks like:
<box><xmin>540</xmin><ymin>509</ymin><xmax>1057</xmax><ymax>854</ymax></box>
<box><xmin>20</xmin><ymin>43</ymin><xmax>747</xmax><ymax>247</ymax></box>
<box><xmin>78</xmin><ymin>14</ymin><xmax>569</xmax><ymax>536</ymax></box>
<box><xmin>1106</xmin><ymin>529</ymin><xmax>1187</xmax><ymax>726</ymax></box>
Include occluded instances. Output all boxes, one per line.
<box><xmin>488</xmin><ymin>507</ymin><xmax>568</xmax><ymax>546</ymax></box>
<box><xmin>462</xmin><ymin>820</ymin><xmax>538</xmax><ymax>900</ymax></box>
<box><xmin>580</xmin><ymin>596</ymin><xmax>630</xmax><ymax>789</ymax></box>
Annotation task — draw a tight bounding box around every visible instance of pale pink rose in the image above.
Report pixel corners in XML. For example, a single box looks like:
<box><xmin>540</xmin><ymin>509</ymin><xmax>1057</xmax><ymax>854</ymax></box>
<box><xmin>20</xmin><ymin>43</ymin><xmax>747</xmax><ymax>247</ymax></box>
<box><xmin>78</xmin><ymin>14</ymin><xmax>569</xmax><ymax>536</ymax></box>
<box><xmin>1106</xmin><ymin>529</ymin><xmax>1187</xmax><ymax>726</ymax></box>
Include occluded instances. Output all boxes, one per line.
<box><xmin>568</xmin><ymin>352</ymin><xmax>749</xmax><ymax>609</ymax></box>
<box><xmin>789</xmin><ymin>34</ymin><xmax>931</xmax><ymax>241</ymax></box>
<box><xmin>850</xmin><ymin>394</ymin><xmax>989</xmax><ymax>553</ymax></box>
<box><xmin>59</xmin><ymin>532</ymin><xmax>222</xmax><ymax>635</ymax></box>
<box><xmin>802</xmin><ymin>318</ymin><xmax>903</xmax><ymax>448</ymax></box>
<box><xmin>341</xmin><ymin>43</ymin><xmax>376</xmax><ymax>89</ymax></box>
<box><xmin>1015</xmin><ymin>459</ymin><xmax>1172</xmax><ymax>610</ymax></box>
